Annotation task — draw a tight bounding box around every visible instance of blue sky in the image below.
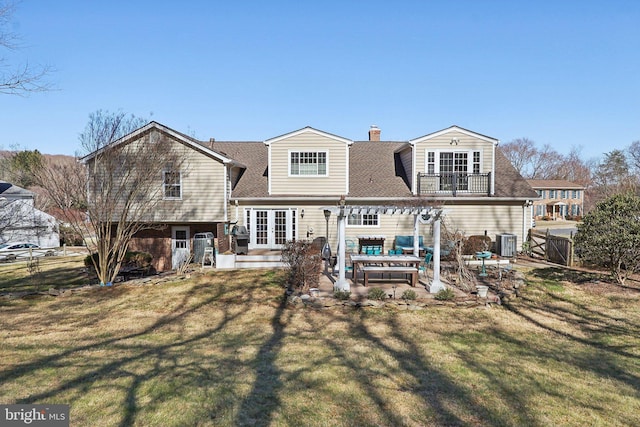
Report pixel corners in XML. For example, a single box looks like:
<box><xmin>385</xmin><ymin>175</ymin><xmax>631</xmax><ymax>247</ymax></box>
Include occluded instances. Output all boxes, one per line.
<box><xmin>1</xmin><ymin>0</ymin><xmax>639</xmax><ymax>160</ymax></box>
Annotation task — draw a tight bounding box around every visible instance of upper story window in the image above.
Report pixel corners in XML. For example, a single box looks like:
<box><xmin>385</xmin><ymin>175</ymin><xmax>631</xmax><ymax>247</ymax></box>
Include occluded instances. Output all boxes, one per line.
<box><xmin>573</xmin><ymin>190</ymin><xmax>580</xmax><ymax>198</ymax></box>
<box><xmin>163</xmin><ymin>170</ymin><xmax>182</xmax><ymax>199</ymax></box>
<box><xmin>561</xmin><ymin>190</ymin><xmax>567</xmax><ymax>199</ymax></box>
<box><xmin>537</xmin><ymin>189</ymin><xmax>544</xmax><ymax>197</ymax></box>
<box><xmin>347</xmin><ymin>213</ymin><xmax>379</xmax><ymax>227</ymax></box>
<box><xmin>425</xmin><ymin>150</ymin><xmax>482</xmax><ymax>175</ymax></box>
<box><xmin>427</xmin><ymin>152</ymin><xmax>435</xmax><ymax>174</ymax></box>
<box><xmin>290</xmin><ymin>151</ymin><xmax>327</xmax><ymax>176</ymax></box>
<box><xmin>549</xmin><ymin>189</ymin><xmax>556</xmax><ymax>198</ymax></box>
<box><xmin>472</xmin><ymin>151</ymin><xmax>481</xmax><ymax>174</ymax></box>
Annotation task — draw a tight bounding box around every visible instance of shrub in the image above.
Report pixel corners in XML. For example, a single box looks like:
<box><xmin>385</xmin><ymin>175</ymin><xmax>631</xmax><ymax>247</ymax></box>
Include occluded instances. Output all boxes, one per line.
<box><xmin>59</xmin><ymin>224</ymin><xmax>84</xmax><ymax>246</ymax></box>
<box><xmin>462</xmin><ymin>235</ymin><xmax>492</xmax><ymax>255</ymax></box>
<box><xmin>574</xmin><ymin>193</ymin><xmax>640</xmax><ymax>285</ymax></box>
<box><xmin>334</xmin><ymin>289</ymin><xmax>351</xmax><ymax>300</ymax></box>
<box><xmin>434</xmin><ymin>287</ymin><xmax>456</xmax><ymax>301</ymax></box>
<box><xmin>367</xmin><ymin>287</ymin><xmax>387</xmax><ymax>301</ymax></box>
<box><xmin>401</xmin><ymin>289</ymin><xmax>417</xmax><ymax>301</ymax></box>
<box><xmin>281</xmin><ymin>240</ymin><xmax>322</xmax><ymax>293</ymax></box>
<box><xmin>84</xmin><ymin>251</ymin><xmax>153</xmax><ymax>269</ymax></box>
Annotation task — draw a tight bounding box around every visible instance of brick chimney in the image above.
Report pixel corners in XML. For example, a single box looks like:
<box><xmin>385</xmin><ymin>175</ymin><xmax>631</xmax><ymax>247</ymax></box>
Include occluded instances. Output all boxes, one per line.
<box><xmin>368</xmin><ymin>125</ymin><xmax>381</xmax><ymax>141</ymax></box>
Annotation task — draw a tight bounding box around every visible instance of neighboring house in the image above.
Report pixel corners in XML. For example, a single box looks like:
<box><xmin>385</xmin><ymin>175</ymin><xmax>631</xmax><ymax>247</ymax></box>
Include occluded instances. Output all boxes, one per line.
<box><xmin>85</xmin><ymin>122</ymin><xmax>539</xmax><ymax>271</ymax></box>
<box><xmin>0</xmin><ymin>181</ymin><xmax>60</xmax><ymax>248</ymax></box>
<box><xmin>527</xmin><ymin>179</ymin><xmax>584</xmax><ymax>220</ymax></box>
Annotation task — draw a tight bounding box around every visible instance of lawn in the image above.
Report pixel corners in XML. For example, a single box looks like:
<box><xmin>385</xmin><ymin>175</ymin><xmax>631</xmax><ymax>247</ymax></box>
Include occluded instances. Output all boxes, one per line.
<box><xmin>0</xmin><ymin>262</ymin><xmax>639</xmax><ymax>426</ymax></box>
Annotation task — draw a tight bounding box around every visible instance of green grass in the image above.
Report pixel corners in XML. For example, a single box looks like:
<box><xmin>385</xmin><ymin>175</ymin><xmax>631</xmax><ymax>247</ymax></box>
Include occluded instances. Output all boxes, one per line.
<box><xmin>0</xmin><ymin>255</ymin><xmax>89</xmax><ymax>293</ymax></box>
<box><xmin>0</xmin><ymin>265</ymin><xmax>639</xmax><ymax>426</ymax></box>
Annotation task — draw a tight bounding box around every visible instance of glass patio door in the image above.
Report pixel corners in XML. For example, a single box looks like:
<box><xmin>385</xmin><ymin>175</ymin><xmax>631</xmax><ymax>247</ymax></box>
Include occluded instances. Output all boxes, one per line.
<box><xmin>439</xmin><ymin>152</ymin><xmax>468</xmax><ymax>191</ymax></box>
<box><xmin>249</xmin><ymin>209</ymin><xmax>296</xmax><ymax>250</ymax></box>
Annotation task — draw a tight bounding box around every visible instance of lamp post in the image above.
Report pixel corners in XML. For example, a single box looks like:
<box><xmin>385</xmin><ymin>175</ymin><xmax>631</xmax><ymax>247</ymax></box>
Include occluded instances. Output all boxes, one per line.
<box><xmin>322</xmin><ymin>209</ymin><xmax>331</xmax><ymax>261</ymax></box>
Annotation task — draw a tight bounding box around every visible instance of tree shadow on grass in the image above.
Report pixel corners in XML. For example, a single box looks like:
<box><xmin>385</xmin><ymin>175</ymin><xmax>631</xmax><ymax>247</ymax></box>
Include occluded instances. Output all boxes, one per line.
<box><xmin>0</xmin><ymin>269</ymin><xmax>286</xmax><ymax>425</ymax></box>
<box><xmin>504</xmin><ymin>284</ymin><xmax>640</xmax><ymax>394</ymax></box>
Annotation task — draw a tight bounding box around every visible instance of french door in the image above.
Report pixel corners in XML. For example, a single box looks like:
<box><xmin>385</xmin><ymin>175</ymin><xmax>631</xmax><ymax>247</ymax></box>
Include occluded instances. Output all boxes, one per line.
<box><xmin>247</xmin><ymin>209</ymin><xmax>297</xmax><ymax>250</ymax></box>
<box><xmin>440</xmin><ymin>152</ymin><xmax>469</xmax><ymax>191</ymax></box>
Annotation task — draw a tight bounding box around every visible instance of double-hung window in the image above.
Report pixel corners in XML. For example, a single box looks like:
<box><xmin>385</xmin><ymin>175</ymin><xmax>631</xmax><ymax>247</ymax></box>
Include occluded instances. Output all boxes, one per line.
<box><xmin>347</xmin><ymin>213</ymin><xmax>379</xmax><ymax>227</ymax></box>
<box><xmin>163</xmin><ymin>170</ymin><xmax>182</xmax><ymax>199</ymax></box>
<box><xmin>290</xmin><ymin>151</ymin><xmax>327</xmax><ymax>176</ymax></box>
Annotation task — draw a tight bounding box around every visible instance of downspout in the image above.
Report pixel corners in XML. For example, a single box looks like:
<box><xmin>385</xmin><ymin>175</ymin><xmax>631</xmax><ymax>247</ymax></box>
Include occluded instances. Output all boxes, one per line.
<box><xmin>411</xmin><ymin>143</ymin><xmax>417</xmax><ymax>194</ymax></box>
<box><xmin>491</xmin><ymin>142</ymin><xmax>497</xmax><ymax>195</ymax></box>
<box><xmin>223</xmin><ymin>165</ymin><xmax>229</xmax><ymax>222</ymax></box>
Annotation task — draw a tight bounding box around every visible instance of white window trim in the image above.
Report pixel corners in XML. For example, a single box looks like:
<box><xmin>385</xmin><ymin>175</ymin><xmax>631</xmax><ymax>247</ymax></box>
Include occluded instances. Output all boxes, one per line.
<box><xmin>424</xmin><ymin>149</ymin><xmax>483</xmax><ymax>174</ymax></box>
<box><xmin>163</xmin><ymin>170</ymin><xmax>182</xmax><ymax>200</ymax></box>
<box><xmin>346</xmin><ymin>212</ymin><xmax>380</xmax><ymax>228</ymax></box>
<box><xmin>288</xmin><ymin>150</ymin><xmax>329</xmax><ymax>177</ymax></box>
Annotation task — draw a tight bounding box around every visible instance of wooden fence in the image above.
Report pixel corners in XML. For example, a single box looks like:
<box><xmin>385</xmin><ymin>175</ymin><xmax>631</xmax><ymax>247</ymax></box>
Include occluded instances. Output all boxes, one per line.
<box><xmin>527</xmin><ymin>229</ymin><xmax>575</xmax><ymax>266</ymax></box>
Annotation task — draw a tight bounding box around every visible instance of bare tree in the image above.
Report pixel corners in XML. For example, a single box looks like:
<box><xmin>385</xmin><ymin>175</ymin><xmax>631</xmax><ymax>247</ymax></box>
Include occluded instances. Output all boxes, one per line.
<box><xmin>36</xmin><ymin>110</ymin><xmax>187</xmax><ymax>285</ymax></box>
<box><xmin>0</xmin><ymin>1</ymin><xmax>52</xmax><ymax>95</ymax></box>
<box><xmin>499</xmin><ymin>137</ymin><xmax>537</xmax><ymax>177</ymax></box>
<box><xmin>554</xmin><ymin>146</ymin><xmax>594</xmax><ymax>187</ymax></box>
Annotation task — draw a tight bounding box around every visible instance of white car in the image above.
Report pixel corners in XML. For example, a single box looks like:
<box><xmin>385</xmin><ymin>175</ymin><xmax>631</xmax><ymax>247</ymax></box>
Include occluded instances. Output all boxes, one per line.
<box><xmin>0</xmin><ymin>242</ymin><xmax>53</xmax><ymax>261</ymax></box>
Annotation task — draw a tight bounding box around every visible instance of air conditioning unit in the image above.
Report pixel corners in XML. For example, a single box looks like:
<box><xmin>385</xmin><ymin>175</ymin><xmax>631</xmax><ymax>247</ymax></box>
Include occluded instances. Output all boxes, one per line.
<box><xmin>495</xmin><ymin>233</ymin><xmax>517</xmax><ymax>257</ymax></box>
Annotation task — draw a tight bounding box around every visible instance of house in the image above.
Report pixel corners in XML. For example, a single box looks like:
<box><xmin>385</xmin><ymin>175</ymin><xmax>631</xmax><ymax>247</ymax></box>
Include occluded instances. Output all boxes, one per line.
<box><xmin>526</xmin><ymin>179</ymin><xmax>584</xmax><ymax>220</ymax></box>
<box><xmin>85</xmin><ymin>122</ymin><xmax>539</xmax><ymax>271</ymax></box>
<box><xmin>0</xmin><ymin>181</ymin><xmax>60</xmax><ymax>247</ymax></box>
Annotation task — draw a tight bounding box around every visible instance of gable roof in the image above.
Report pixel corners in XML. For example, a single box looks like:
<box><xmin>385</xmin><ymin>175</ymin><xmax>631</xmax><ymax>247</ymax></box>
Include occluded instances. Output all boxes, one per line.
<box><xmin>80</xmin><ymin>121</ymin><xmax>239</xmax><ymax>166</ymax></box>
<box><xmin>264</xmin><ymin>126</ymin><xmax>353</xmax><ymax>146</ymax></box>
<box><xmin>527</xmin><ymin>179</ymin><xmax>585</xmax><ymax>190</ymax></box>
<box><xmin>215</xmin><ymin>130</ymin><xmax>537</xmax><ymax>200</ymax></box>
<box><xmin>0</xmin><ymin>181</ymin><xmax>33</xmax><ymax>199</ymax></box>
<box><xmin>409</xmin><ymin>125</ymin><xmax>499</xmax><ymax>145</ymax></box>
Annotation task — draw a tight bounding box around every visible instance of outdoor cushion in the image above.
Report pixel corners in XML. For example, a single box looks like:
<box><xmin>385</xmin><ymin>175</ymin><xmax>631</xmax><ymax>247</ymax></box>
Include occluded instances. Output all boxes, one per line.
<box><xmin>394</xmin><ymin>235</ymin><xmax>425</xmax><ymax>252</ymax></box>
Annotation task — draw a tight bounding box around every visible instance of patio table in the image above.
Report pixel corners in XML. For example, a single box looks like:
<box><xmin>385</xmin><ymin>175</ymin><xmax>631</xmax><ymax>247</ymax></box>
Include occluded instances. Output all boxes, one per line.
<box><xmin>350</xmin><ymin>254</ymin><xmax>421</xmax><ymax>286</ymax></box>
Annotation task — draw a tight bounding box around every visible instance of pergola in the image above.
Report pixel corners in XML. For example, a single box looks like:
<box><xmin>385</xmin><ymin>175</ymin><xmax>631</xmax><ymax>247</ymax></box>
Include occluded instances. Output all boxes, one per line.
<box><xmin>321</xmin><ymin>203</ymin><xmax>446</xmax><ymax>293</ymax></box>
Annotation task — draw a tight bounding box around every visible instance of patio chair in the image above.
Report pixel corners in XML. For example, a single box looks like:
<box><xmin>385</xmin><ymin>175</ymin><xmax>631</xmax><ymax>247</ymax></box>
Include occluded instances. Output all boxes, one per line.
<box><xmin>419</xmin><ymin>252</ymin><xmax>433</xmax><ymax>279</ymax></box>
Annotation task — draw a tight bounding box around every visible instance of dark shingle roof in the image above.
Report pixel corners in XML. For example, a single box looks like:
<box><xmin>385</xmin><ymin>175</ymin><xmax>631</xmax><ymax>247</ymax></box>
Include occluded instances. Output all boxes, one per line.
<box><xmin>348</xmin><ymin>141</ymin><xmax>412</xmax><ymax>197</ymax></box>
<box><xmin>494</xmin><ymin>150</ymin><xmax>540</xmax><ymax>198</ymax></box>
<box><xmin>211</xmin><ymin>142</ymin><xmax>267</xmax><ymax>198</ymax></box>
<box><xmin>212</xmin><ymin>142</ymin><xmax>538</xmax><ymax>200</ymax></box>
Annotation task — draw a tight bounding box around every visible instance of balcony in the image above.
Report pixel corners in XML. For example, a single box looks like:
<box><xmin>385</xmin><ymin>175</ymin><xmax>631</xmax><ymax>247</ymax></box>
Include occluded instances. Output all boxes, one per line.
<box><xmin>417</xmin><ymin>173</ymin><xmax>491</xmax><ymax>196</ymax></box>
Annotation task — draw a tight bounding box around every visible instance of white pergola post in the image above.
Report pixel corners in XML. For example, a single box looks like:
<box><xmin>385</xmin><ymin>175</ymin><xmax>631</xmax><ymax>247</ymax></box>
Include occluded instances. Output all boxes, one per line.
<box><xmin>334</xmin><ymin>207</ymin><xmax>349</xmax><ymax>292</ymax></box>
<box><xmin>430</xmin><ymin>217</ymin><xmax>445</xmax><ymax>293</ymax></box>
<box><xmin>413</xmin><ymin>214</ymin><xmax>421</xmax><ymax>256</ymax></box>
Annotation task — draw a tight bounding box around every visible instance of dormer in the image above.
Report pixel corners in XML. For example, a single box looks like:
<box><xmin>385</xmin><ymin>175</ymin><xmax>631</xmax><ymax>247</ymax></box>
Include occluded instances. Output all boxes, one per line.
<box><xmin>264</xmin><ymin>127</ymin><xmax>353</xmax><ymax>196</ymax></box>
<box><xmin>409</xmin><ymin>126</ymin><xmax>499</xmax><ymax>196</ymax></box>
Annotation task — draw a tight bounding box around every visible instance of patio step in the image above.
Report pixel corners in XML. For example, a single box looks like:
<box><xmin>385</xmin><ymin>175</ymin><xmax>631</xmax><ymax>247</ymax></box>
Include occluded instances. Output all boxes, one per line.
<box><xmin>235</xmin><ymin>255</ymin><xmax>285</xmax><ymax>269</ymax></box>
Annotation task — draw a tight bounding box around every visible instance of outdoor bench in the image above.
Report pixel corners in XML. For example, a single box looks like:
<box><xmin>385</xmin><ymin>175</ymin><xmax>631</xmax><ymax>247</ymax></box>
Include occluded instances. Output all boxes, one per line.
<box><xmin>361</xmin><ymin>265</ymin><xmax>418</xmax><ymax>287</ymax></box>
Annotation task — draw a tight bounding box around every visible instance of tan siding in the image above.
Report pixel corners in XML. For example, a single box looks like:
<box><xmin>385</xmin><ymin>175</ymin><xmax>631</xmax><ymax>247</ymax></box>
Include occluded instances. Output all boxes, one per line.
<box><xmin>415</xmin><ymin>130</ymin><xmax>494</xmax><ymax>175</ymax></box>
<box><xmin>443</xmin><ymin>203</ymin><xmax>525</xmax><ymax>250</ymax></box>
<box><xmin>151</xmin><ymin>138</ymin><xmax>227</xmax><ymax>222</ymax></box>
<box><xmin>269</xmin><ymin>132</ymin><xmax>348</xmax><ymax>195</ymax></box>
<box><xmin>237</xmin><ymin>200</ymin><xmax>525</xmax><ymax>252</ymax></box>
